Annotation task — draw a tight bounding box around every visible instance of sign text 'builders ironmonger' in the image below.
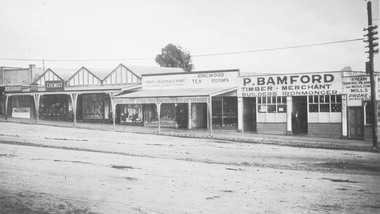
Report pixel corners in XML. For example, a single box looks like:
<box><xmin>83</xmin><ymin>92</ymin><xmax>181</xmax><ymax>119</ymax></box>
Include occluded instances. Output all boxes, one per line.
<box><xmin>239</xmin><ymin>73</ymin><xmax>342</xmax><ymax>97</ymax></box>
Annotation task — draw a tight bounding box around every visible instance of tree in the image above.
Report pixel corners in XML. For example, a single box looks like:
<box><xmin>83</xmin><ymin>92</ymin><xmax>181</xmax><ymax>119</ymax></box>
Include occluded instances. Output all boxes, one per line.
<box><xmin>155</xmin><ymin>44</ymin><xmax>193</xmax><ymax>72</ymax></box>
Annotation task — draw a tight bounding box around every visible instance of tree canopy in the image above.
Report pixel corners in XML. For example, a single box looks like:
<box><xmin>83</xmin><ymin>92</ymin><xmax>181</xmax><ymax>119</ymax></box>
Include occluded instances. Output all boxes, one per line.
<box><xmin>155</xmin><ymin>44</ymin><xmax>193</xmax><ymax>72</ymax></box>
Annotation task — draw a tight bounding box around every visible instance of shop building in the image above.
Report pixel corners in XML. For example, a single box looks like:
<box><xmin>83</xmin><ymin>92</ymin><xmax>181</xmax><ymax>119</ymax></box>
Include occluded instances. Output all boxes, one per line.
<box><xmin>3</xmin><ymin>64</ymin><xmax>184</xmax><ymax>125</ymax></box>
<box><xmin>1</xmin><ymin>65</ymin><xmax>42</xmax><ymax>118</ymax></box>
<box><xmin>3</xmin><ymin>64</ymin><xmax>379</xmax><ymax>142</ymax></box>
<box><xmin>238</xmin><ymin>70</ymin><xmax>379</xmax><ymax>140</ymax></box>
<box><xmin>112</xmin><ymin>69</ymin><xmax>240</xmax><ymax>134</ymax></box>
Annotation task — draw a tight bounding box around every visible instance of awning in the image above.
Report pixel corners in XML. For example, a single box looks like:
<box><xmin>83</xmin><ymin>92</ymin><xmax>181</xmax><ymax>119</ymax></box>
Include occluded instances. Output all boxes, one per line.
<box><xmin>113</xmin><ymin>87</ymin><xmax>237</xmax><ymax>104</ymax></box>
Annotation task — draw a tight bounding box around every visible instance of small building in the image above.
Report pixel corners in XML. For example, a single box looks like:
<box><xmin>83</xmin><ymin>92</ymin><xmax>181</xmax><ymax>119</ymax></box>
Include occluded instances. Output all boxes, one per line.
<box><xmin>0</xmin><ymin>65</ymin><xmax>42</xmax><ymax>118</ymax></box>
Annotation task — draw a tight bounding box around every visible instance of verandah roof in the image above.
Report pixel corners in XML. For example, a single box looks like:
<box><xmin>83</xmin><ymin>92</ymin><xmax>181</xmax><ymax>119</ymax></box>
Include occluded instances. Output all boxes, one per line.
<box><xmin>113</xmin><ymin>87</ymin><xmax>237</xmax><ymax>104</ymax></box>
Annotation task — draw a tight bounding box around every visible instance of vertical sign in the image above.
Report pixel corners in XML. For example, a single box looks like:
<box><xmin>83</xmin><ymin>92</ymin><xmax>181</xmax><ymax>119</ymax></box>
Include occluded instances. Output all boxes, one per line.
<box><xmin>343</xmin><ymin>76</ymin><xmax>371</xmax><ymax>105</ymax></box>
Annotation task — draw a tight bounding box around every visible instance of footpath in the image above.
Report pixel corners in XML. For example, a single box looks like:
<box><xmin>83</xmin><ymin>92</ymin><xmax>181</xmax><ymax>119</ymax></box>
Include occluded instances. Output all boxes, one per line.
<box><xmin>0</xmin><ymin>117</ymin><xmax>377</xmax><ymax>152</ymax></box>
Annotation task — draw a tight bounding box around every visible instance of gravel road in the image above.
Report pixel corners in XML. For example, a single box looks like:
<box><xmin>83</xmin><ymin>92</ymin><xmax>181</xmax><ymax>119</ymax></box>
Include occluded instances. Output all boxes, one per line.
<box><xmin>0</xmin><ymin>122</ymin><xmax>379</xmax><ymax>213</ymax></box>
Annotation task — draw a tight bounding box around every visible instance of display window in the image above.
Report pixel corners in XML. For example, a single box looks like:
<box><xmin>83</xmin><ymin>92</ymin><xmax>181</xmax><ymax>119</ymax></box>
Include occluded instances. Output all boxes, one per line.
<box><xmin>212</xmin><ymin>97</ymin><xmax>237</xmax><ymax>127</ymax></box>
<box><xmin>309</xmin><ymin>95</ymin><xmax>341</xmax><ymax>113</ymax></box>
<box><xmin>12</xmin><ymin>96</ymin><xmax>32</xmax><ymax>119</ymax></box>
<box><xmin>160</xmin><ymin>104</ymin><xmax>177</xmax><ymax>125</ymax></box>
<box><xmin>120</xmin><ymin>104</ymin><xmax>143</xmax><ymax>125</ymax></box>
<box><xmin>82</xmin><ymin>94</ymin><xmax>106</xmax><ymax>120</ymax></box>
<box><xmin>39</xmin><ymin>95</ymin><xmax>69</xmax><ymax>120</ymax></box>
<box><xmin>258</xmin><ymin>96</ymin><xmax>286</xmax><ymax>113</ymax></box>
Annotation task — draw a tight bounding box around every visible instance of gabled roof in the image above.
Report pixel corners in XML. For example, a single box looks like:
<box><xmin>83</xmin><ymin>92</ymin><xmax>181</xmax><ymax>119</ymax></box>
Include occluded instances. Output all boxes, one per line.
<box><xmin>32</xmin><ymin>67</ymin><xmax>45</xmax><ymax>82</ymax></box>
<box><xmin>85</xmin><ymin>67</ymin><xmax>111</xmax><ymax>80</ymax></box>
<box><xmin>48</xmin><ymin>68</ymin><xmax>78</xmax><ymax>81</ymax></box>
<box><xmin>33</xmin><ymin>64</ymin><xmax>186</xmax><ymax>84</ymax></box>
<box><xmin>65</xmin><ymin>66</ymin><xmax>103</xmax><ymax>84</ymax></box>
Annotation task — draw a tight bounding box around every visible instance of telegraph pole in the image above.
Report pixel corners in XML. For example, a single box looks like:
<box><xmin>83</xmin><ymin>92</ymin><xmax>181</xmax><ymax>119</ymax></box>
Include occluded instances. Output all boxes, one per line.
<box><xmin>364</xmin><ymin>1</ymin><xmax>379</xmax><ymax>149</ymax></box>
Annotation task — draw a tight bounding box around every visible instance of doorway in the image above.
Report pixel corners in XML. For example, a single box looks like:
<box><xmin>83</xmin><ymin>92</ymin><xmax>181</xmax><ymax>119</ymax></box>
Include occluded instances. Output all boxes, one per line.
<box><xmin>348</xmin><ymin>107</ymin><xmax>363</xmax><ymax>138</ymax></box>
<box><xmin>176</xmin><ymin>103</ymin><xmax>188</xmax><ymax>128</ymax></box>
<box><xmin>243</xmin><ymin>97</ymin><xmax>256</xmax><ymax>131</ymax></box>
<box><xmin>292</xmin><ymin>96</ymin><xmax>308</xmax><ymax>134</ymax></box>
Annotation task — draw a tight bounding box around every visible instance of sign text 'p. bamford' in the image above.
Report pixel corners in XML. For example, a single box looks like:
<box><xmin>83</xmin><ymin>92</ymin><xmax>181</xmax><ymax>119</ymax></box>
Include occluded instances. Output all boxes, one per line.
<box><xmin>239</xmin><ymin>73</ymin><xmax>342</xmax><ymax>97</ymax></box>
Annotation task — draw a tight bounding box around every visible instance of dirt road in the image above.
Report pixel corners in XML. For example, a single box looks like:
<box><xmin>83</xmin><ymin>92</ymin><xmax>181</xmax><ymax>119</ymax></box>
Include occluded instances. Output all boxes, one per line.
<box><xmin>0</xmin><ymin>122</ymin><xmax>379</xmax><ymax>213</ymax></box>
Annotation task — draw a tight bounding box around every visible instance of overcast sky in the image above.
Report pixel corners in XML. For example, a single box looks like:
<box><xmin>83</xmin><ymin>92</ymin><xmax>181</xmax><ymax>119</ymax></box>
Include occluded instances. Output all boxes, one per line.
<box><xmin>0</xmin><ymin>0</ymin><xmax>379</xmax><ymax>74</ymax></box>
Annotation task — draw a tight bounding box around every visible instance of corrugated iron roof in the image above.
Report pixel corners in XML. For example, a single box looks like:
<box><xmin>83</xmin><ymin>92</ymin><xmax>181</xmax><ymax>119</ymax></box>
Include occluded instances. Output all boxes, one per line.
<box><xmin>36</xmin><ymin>65</ymin><xmax>185</xmax><ymax>83</ymax></box>
<box><xmin>84</xmin><ymin>67</ymin><xmax>111</xmax><ymax>80</ymax></box>
<box><xmin>48</xmin><ymin>68</ymin><xmax>78</xmax><ymax>81</ymax></box>
<box><xmin>125</xmin><ymin>65</ymin><xmax>185</xmax><ymax>77</ymax></box>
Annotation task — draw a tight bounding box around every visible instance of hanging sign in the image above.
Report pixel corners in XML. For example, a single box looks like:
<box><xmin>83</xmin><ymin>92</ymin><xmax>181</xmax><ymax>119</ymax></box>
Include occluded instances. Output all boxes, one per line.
<box><xmin>239</xmin><ymin>72</ymin><xmax>342</xmax><ymax>97</ymax></box>
<box><xmin>45</xmin><ymin>81</ymin><xmax>64</xmax><ymax>91</ymax></box>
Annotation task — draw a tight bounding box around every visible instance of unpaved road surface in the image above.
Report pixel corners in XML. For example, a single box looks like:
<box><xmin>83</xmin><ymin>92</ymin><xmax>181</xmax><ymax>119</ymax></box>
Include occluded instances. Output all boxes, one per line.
<box><xmin>0</xmin><ymin>122</ymin><xmax>379</xmax><ymax>213</ymax></box>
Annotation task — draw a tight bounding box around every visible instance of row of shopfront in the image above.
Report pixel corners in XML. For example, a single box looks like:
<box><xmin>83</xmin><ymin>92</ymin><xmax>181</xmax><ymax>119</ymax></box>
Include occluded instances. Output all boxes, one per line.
<box><xmin>2</xmin><ymin>66</ymin><xmax>379</xmax><ymax>141</ymax></box>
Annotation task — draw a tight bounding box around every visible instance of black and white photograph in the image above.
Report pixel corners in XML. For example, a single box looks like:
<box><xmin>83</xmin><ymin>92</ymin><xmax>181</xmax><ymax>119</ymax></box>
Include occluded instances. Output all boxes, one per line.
<box><xmin>0</xmin><ymin>0</ymin><xmax>379</xmax><ymax>213</ymax></box>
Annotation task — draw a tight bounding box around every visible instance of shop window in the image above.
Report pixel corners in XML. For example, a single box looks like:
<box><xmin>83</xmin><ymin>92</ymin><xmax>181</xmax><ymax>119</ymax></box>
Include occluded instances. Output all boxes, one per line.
<box><xmin>364</xmin><ymin>101</ymin><xmax>373</xmax><ymax>125</ymax></box>
<box><xmin>258</xmin><ymin>96</ymin><xmax>287</xmax><ymax>113</ymax></box>
<box><xmin>308</xmin><ymin>95</ymin><xmax>318</xmax><ymax>112</ymax></box>
<box><xmin>330</xmin><ymin>95</ymin><xmax>342</xmax><ymax>112</ymax></box>
<box><xmin>82</xmin><ymin>94</ymin><xmax>105</xmax><ymax>119</ymax></box>
<box><xmin>120</xmin><ymin>104</ymin><xmax>143</xmax><ymax>124</ymax></box>
<box><xmin>212</xmin><ymin>97</ymin><xmax>237</xmax><ymax>127</ymax></box>
<box><xmin>308</xmin><ymin>95</ymin><xmax>341</xmax><ymax>113</ymax></box>
<box><xmin>11</xmin><ymin>96</ymin><xmax>32</xmax><ymax>119</ymax></box>
<box><xmin>39</xmin><ymin>95</ymin><xmax>69</xmax><ymax>120</ymax></box>
<box><xmin>160</xmin><ymin>104</ymin><xmax>176</xmax><ymax>124</ymax></box>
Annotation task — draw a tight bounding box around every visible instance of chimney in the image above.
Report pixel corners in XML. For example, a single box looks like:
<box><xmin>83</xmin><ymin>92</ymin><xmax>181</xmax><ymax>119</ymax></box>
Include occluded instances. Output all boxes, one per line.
<box><xmin>29</xmin><ymin>64</ymin><xmax>36</xmax><ymax>84</ymax></box>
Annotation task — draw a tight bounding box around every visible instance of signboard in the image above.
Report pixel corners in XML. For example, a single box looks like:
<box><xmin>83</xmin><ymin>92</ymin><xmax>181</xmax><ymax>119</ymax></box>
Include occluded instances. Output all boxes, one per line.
<box><xmin>343</xmin><ymin>75</ymin><xmax>371</xmax><ymax>106</ymax></box>
<box><xmin>45</xmin><ymin>81</ymin><xmax>64</xmax><ymax>91</ymax></box>
<box><xmin>30</xmin><ymin>83</ymin><xmax>39</xmax><ymax>92</ymax></box>
<box><xmin>5</xmin><ymin>85</ymin><xmax>22</xmax><ymax>92</ymax></box>
<box><xmin>238</xmin><ymin>73</ymin><xmax>342</xmax><ymax>97</ymax></box>
<box><xmin>142</xmin><ymin>70</ymin><xmax>239</xmax><ymax>90</ymax></box>
<box><xmin>12</xmin><ymin>107</ymin><xmax>30</xmax><ymax>118</ymax></box>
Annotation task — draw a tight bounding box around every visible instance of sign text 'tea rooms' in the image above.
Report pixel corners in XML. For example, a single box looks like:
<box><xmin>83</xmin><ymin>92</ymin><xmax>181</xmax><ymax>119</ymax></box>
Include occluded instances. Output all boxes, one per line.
<box><xmin>238</xmin><ymin>73</ymin><xmax>342</xmax><ymax>97</ymax></box>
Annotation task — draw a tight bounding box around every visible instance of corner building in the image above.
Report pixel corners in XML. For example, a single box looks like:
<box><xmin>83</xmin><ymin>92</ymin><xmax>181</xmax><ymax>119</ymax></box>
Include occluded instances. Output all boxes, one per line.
<box><xmin>238</xmin><ymin>70</ymin><xmax>379</xmax><ymax>141</ymax></box>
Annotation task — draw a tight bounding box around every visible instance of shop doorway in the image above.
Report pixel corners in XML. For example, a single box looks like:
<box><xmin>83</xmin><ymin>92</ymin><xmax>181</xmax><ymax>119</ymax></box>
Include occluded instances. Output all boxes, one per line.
<box><xmin>348</xmin><ymin>107</ymin><xmax>363</xmax><ymax>138</ymax></box>
<box><xmin>176</xmin><ymin>103</ymin><xmax>188</xmax><ymax>128</ymax></box>
<box><xmin>243</xmin><ymin>97</ymin><xmax>256</xmax><ymax>131</ymax></box>
<box><xmin>292</xmin><ymin>96</ymin><xmax>308</xmax><ymax>134</ymax></box>
<box><xmin>190</xmin><ymin>103</ymin><xmax>207</xmax><ymax>128</ymax></box>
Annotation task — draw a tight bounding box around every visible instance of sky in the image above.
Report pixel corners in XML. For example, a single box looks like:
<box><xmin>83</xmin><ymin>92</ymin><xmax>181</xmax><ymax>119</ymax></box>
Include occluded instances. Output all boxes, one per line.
<box><xmin>0</xmin><ymin>0</ymin><xmax>379</xmax><ymax>74</ymax></box>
